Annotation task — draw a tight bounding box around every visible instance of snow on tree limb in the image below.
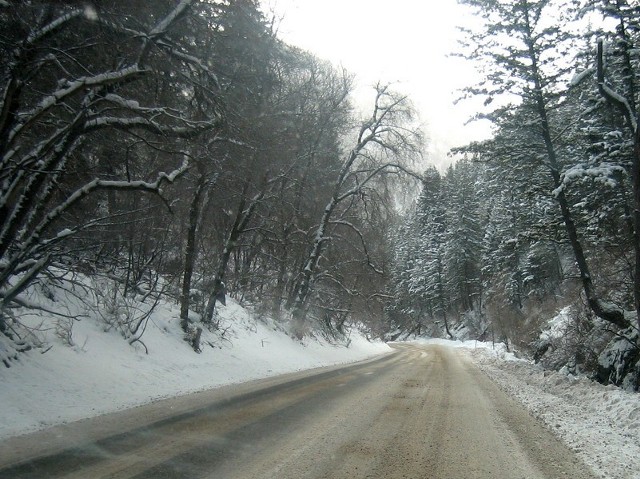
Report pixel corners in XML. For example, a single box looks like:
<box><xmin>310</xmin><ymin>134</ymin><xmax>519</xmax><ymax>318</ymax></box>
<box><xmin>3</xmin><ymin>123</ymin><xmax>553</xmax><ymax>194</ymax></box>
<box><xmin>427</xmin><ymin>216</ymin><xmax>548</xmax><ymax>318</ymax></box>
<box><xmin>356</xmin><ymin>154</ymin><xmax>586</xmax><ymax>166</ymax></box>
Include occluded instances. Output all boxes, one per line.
<box><xmin>3</xmin><ymin>292</ymin><xmax>87</xmax><ymax>321</ymax></box>
<box><xmin>25</xmin><ymin>10</ymin><xmax>84</xmax><ymax>46</ymax></box>
<box><xmin>83</xmin><ymin>116</ymin><xmax>217</xmax><ymax>137</ymax></box>
<box><xmin>7</xmin><ymin>66</ymin><xmax>145</xmax><ymax>148</ymax></box>
<box><xmin>149</xmin><ymin>0</ymin><xmax>194</xmax><ymax>39</ymax></box>
<box><xmin>155</xmin><ymin>40</ymin><xmax>218</xmax><ymax>85</ymax></box>
<box><xmin>337</xmin><ymin>164</ymin><xmax>421</xmax><ymax>202</ymax></box>
<box><xmin>139</xmin><ymin>0</ymin><xmax>195</xmax><ymax>65</ymax></box>
<box><xmin>0</xmin><ymin>158</ymin><xmax>188</xmax><ymax>299</ymax></box>
<box><xmin>569</xmin><ymin>67</ymin><xmax>595</xmax><ymax>88</ymax></box>
<box><xmin>552</xmin><ymin>162</ymin><xmax>626</xmax><ymax>196</ymax></box>
<box><xmin>291</xmin><ymin>84</ymin><xmax>421</xmax><ymax>324</ymax></box>
<box><xmin>36</xmin><ymin>158</ymin><xmax>189</xmax><ymax>235</ymax></box>
<box><xmin>0</xmin><ymin>256</ymin><xmax>49</xmax><ymax>309</ymax></box>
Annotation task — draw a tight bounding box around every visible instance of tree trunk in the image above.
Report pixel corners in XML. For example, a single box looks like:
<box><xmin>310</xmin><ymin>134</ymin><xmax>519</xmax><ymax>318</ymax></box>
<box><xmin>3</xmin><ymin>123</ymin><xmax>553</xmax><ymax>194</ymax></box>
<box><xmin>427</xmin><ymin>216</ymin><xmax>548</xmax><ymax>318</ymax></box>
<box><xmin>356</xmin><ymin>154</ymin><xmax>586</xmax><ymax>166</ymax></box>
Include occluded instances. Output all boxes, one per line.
<box><xmin>203</xmin><ymin>187</ymin><xmax>263</xmax><ymax>324</ymax></box>
<box><xmin>291</xmin><ymin>197</ymin><xmax>336</xmax><ymax>324</ymax></box>
<box><xmin>437</xmin><ymin>256</ymin><xmax>453</xmax><ymax>339</ymax></box>
<box><xmin>290</xmin><ymin>123</ymin><xmax>374</xmax><ymax>323</ymax></box>
<box><xmin>289</xmin><ymin>84</ymin><xmax>421</xmax><ymax>333</ymax></box>
<box><xmin>527</xmin><ymin>34</ymin><xmax>629</xmax><ymax>329</ymax></box>
<box><xmin>554</xmin><ymin>184</ymin><xmax>627</xmax><ymax>327</ymax></box>
<box><xmin>541</xmin><ymin>117</ymin><xmax>628</xmax><ymax>328</ymax></box>
<box><xmin>271</xmin><ymin>227</ymin><xmax>290</xmax><ymax>317</ymax></box>
<box><xmin>632</xmin><ymin>120</ymin><xmax>640</xmax><ymax>330</ymax></box>
<box><xmin>594</xmin><ymin>37</ymin><xmax>638</xmax><ymax>329</ymax></box>
<box><xmin>180</xmin><ymin>173</ymin><xmax>208</xmax><ymax>331</ymax></box>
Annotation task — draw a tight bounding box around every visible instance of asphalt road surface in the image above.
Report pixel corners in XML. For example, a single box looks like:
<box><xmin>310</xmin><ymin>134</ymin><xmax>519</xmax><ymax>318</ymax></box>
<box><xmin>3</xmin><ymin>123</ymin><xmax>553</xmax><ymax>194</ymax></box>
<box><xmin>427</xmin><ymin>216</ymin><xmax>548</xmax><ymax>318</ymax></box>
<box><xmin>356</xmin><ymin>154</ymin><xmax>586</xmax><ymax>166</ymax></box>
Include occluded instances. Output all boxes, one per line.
<box><xmin>0</xmin><ymin>343</ymin><xmax>597</xmax><ymax>479</ymax></box>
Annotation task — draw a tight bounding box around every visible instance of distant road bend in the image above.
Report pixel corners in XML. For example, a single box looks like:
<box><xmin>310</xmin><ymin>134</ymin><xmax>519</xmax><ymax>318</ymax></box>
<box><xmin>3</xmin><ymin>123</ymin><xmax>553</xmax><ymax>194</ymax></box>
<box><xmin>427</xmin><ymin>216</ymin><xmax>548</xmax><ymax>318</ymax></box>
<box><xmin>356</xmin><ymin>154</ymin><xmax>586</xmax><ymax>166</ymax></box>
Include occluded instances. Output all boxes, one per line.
<box><xmin>0</xmin><ymin>343</ymin><xmax>596</xmax><ymax>479</ymax></box>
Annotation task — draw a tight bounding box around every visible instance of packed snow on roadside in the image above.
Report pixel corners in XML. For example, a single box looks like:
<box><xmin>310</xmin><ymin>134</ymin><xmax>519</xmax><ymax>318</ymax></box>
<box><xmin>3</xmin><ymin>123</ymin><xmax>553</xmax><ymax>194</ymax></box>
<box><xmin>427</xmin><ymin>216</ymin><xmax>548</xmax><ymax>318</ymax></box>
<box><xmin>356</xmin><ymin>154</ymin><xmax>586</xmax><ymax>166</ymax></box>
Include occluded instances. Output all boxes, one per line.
<box><xmin>0</xmin><ymin>278</ymin><xmax>390</xmax><ymax>440</ymax></box>
<box><xmin>425</xmin><ymin>338</ymin><xmax>640</xmax><ymax>479</ymax></box>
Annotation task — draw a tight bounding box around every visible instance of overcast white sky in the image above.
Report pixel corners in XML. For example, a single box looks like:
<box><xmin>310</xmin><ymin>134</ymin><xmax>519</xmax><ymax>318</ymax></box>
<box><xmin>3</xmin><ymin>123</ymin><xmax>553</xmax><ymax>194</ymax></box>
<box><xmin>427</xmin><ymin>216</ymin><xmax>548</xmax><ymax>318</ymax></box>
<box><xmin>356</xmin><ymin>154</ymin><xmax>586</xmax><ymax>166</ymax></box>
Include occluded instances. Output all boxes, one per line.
<box><xmin>265</xmin><ymin>0</ymin><xmax>492</xmax><ymax>169</ymax></box>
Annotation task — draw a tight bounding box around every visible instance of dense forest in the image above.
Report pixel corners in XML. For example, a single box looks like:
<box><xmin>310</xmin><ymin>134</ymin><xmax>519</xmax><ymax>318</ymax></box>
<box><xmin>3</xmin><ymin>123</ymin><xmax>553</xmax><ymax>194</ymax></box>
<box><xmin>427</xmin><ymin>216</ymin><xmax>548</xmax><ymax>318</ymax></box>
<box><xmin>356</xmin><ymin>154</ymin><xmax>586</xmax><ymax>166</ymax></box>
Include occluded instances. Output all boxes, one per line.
<box><xmin>1</xmin><ymin>0</ymin><xmax>640</xmax><ymax>390</ymax></box>
<box><xmin>391</xmin><ymin>0</ymin><xmax>640</xmax><ymax>389</ymax></box>
<box><xmin>0</xmin><ymin>0</ymin><xmax>422</xmax><ymax>354</ymax></box>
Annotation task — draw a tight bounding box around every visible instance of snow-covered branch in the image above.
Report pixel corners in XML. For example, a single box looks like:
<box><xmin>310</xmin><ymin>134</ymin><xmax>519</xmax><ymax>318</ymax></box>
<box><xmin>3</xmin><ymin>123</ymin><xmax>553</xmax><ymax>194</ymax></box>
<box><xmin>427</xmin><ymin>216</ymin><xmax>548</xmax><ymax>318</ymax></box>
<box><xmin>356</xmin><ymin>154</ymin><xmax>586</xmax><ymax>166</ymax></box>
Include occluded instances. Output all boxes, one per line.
<box><xmin>155</xmin><ymin>39</ymin><xmax>218</xmax><ymax>86</ymax></box>
<box><xmin>290</xmin><ymin>84</ymin><xmax>421</xmax><ymax>325</ymax></box>
<box><xmin>569</xmin><ymin>67</ymin><xmax>595</xmax><ymax>88</ymax></box>
<box><xmin>7</xmin><ymin>66</ymin><xmax>145</xmax><ymax>148</ymax></box>
<box><xmin>552</xmin><ymin>162</ymin><xmax>626</xmax><ymax>197</ymax></box>
<box><xmin>38</xmin><ymin>158</ymin><xmax>189</xmax><ymax>233</ymax></box>
<box><xmin>83</xmin><ymin>116</ymin><xmax>217</xmax><ymax>138</ymax></box>
<box><xmin>149</xmin><ymin>0</ymin><xmax>194</xmax><ymax>39</ymax></box>
<box><xmin>0</xmin><ymin>159</ymin><xmax>188</xmax><ymax>291</ymax></box>
<box><xmin>313</xmin><ymin>272</ymin><xmax>358</xmax><ymax>296</ymax></box>
<box><xmin>25</xmin><ymin>10</ymin><xmax>84</xmax><ymax>45</ymax></box>
<box><xmin>0</xmin><ymin>256</ymin><xmax>49</xmax><ymax>309</ymax></box>
<box><xmin>139</xmin><ymin>0</ymin><xmax>194</xmax><ymax>65</ymax></box>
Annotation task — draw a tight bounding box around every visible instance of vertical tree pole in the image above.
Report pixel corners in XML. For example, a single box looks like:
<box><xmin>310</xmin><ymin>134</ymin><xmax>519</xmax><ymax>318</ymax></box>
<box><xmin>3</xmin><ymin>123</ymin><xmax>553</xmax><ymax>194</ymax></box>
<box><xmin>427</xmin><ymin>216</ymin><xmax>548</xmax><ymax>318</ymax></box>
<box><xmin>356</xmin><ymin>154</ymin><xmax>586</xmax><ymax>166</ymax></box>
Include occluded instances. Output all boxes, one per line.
<box><xmin>203</xmin><ymin>183</ymin><xmax>266</xmax><ymax>324</ymax></box>
<box><xmin>180</xmin><ymin>172</ymin><xmax>212</xmax><ymax>331</ymax></box>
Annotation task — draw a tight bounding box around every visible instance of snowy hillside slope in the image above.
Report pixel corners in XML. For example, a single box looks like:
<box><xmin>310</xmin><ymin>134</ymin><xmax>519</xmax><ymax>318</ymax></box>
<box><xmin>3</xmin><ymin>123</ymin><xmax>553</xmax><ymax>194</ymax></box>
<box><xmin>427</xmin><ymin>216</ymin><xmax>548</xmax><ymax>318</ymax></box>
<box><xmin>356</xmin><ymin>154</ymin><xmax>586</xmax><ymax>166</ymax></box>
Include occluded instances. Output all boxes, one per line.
<box><xmin>0</xmin><ymin>274</ymin><xmax>390</xmax><ymax>440</ymax></box>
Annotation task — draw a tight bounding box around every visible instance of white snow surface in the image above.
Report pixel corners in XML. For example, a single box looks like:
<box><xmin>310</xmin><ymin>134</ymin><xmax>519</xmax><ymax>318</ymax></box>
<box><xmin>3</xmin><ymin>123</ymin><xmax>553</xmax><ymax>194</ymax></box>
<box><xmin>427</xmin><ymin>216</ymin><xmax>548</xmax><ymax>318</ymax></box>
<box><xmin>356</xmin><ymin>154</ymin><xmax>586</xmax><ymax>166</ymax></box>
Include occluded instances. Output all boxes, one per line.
<box><xmin>540</xmin><ymin>305</ymin><xmax>572</xmax><ymax>342</ymax></box>
<box><xmin>413</xmin><ymin>338</ymin><xmax>640</xmax><ymax>479</ymax></box>
<box><xmin>0</xmin><ymin>291</ymin><xmax>390</xmax><ymax>440</ymax></box>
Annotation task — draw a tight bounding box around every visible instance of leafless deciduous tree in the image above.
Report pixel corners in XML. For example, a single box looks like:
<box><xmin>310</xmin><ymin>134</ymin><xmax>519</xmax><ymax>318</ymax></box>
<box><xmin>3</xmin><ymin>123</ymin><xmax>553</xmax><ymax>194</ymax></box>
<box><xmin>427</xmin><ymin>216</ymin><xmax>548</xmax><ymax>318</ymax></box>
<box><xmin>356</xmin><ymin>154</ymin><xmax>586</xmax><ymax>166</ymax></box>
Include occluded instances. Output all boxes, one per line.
<box><xmin>0</xmin><ymin>1</ymin><xmax>221</xmax><ymax>338</ymax></box>
<box><xmin>289</xmin><ymin>83</ymin><xmax>423</xmax><ymax>336</ymax></box>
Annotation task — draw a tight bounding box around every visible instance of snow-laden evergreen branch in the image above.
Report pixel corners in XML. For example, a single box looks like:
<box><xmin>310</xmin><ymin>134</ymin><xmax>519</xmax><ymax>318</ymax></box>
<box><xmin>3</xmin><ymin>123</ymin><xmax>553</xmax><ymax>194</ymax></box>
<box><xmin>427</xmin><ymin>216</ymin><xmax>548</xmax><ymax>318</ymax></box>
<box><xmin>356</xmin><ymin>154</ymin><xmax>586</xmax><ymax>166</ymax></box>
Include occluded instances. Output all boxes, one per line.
<box><xmin>552</xmin><ymin>162</ymin><xmax>626</xmax><ymax>197</ymax></box>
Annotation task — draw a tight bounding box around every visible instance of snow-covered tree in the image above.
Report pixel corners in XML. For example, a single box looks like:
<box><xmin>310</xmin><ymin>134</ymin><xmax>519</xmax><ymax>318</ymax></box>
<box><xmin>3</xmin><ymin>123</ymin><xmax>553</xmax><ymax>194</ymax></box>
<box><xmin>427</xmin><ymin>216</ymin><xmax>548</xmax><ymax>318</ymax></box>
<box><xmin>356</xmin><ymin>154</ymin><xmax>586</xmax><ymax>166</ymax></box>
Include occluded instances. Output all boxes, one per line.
<box><xmin>443</xmin><ymin>160</ymin><xmax>483</xmax><ymax>314</ymax></box>
<box><xmin>289</xmin><ymin>84</ymin><xmax>422</xmax><ymax>337</ymax></box>
<box><xmin>0</xmin><ymin>1</ymin><xmax>221</xmax><ymax>340</ymax></box>
<box><xmin>457</xmin><ymin>0</ymin><xmax>630</xmax><ymax>328</ymax></box>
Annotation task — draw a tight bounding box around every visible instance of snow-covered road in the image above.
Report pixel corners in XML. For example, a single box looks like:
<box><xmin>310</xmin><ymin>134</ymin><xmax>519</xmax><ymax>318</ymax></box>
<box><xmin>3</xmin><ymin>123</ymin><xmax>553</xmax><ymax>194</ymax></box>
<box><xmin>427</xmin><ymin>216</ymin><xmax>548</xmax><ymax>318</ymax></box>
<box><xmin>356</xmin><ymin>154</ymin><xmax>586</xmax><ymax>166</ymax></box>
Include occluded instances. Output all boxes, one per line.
<box><xmin>0</xmin><ymin>343</ymin><xmax>595</xmax><ymax>478</ymax></box>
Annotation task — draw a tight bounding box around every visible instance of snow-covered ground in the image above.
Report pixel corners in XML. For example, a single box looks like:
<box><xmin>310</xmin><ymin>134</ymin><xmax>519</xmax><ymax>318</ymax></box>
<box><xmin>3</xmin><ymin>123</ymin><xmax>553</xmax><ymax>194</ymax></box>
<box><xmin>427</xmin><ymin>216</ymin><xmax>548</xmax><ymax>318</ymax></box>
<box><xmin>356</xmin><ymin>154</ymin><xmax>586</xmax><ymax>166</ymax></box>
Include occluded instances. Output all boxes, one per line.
<box><xmin>0</xmin><ymin>291</ymin><xmax>390</xmax><ymax>440</ymax></box>
<box><xmin>412</xmin><ymin>338</ymin><xmax>640</xmax><ymax>479</ymax></box>
<box><xmin>4</xmin><ymin>274</ymin><xmax>639</xmax><ymax>479</ymax></box>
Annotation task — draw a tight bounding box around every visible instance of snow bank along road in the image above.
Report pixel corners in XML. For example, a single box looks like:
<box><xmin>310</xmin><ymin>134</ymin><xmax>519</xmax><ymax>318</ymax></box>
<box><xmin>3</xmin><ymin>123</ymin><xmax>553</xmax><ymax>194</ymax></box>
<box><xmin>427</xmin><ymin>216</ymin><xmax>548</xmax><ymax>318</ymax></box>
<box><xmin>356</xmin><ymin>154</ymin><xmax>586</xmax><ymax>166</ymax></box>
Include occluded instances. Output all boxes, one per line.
<box><xmin>0</xmin><ymin>343</ymin><xmax>596</xmax><ymax>479</ymax></box>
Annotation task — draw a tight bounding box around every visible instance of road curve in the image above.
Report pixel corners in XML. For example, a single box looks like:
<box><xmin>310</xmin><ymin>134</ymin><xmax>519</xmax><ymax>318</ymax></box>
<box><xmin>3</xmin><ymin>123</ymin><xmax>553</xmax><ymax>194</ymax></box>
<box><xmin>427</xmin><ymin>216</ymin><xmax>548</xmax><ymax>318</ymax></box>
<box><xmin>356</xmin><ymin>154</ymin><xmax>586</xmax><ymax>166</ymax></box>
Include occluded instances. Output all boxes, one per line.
<box><xmin>0</xmin><ymin>343</ymin><xmax>596</xmax><ymax>479</ymax></box>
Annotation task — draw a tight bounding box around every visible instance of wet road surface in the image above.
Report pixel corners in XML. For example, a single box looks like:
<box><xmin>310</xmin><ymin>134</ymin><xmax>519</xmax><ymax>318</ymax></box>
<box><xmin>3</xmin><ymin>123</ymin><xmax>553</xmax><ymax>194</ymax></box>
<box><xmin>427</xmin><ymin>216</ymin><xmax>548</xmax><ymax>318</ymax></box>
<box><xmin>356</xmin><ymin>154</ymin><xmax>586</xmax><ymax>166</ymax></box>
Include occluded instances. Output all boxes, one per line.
<box><xmin>0</xmin><ymin>343</ymin><xmax>597</xmax><ymax>478</ymax></box>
